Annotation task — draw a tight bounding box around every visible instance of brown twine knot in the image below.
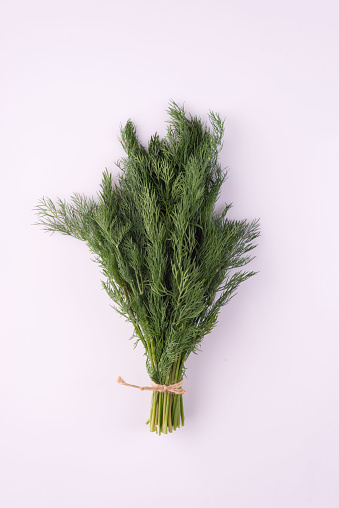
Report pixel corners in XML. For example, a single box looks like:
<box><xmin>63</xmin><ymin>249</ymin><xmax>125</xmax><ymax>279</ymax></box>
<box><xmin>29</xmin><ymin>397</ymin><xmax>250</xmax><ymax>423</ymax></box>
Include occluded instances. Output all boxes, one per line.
<box><xmin>116</xmin><ymin>376</ymin><xmax>187</xmax><ymax>395</ymax></box>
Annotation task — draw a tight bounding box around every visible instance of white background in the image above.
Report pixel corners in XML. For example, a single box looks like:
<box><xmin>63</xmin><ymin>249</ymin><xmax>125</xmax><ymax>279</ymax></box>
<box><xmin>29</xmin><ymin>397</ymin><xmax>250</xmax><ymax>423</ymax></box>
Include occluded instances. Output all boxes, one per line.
<box><xmin>1</xmin><ymin>1</ymin><xmax>338</xmax><ymax>507</ymax></box>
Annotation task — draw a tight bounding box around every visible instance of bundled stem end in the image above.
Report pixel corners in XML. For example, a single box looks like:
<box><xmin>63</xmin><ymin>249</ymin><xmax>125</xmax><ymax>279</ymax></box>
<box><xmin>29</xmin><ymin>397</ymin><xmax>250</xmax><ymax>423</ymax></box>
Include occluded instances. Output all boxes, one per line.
<box><xmin>148</xmin><ymin>392</ymin><xmax>185</xmax><ymax>435</ymax></box>
<box><xmin>148</xmin><ymin>362</ymin><xmax>185</xmax><ymax>435</ymax></box>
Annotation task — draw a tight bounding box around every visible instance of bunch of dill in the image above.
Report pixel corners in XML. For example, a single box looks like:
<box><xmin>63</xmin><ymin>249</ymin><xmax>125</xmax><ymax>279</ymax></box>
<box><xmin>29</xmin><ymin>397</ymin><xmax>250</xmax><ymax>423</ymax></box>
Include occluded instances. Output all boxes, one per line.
<box><xmin>35</xmin><ymin>101</ymin><xmax>260</xmax><ymax>434</ymax></box>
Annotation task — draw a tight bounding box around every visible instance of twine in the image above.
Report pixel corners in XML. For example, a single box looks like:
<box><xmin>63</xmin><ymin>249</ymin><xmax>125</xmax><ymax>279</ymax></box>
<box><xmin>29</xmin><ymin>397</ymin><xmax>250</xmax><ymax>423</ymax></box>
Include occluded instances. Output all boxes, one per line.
<box><xmin>116</xmin><ymin>376</ymin><xmax>187</xmax><ymax>395</ymax></box>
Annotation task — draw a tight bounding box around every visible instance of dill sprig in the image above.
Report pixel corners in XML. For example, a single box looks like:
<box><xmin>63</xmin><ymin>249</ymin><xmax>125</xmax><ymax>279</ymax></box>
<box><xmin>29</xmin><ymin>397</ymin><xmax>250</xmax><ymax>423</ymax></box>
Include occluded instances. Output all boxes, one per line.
<box><xmin>35</xmin><ymin>100</ymin><xmax>260</xmax><ymax>434</ymax></box>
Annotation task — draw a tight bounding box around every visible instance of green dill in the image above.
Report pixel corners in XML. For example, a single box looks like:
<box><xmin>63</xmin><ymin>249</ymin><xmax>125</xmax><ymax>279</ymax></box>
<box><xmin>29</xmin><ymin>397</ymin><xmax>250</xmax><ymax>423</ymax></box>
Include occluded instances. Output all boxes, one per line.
<box><xmin>35</xmin><ymin>100</ymin><xmax>260</xmax><ymax>434</ymax></box>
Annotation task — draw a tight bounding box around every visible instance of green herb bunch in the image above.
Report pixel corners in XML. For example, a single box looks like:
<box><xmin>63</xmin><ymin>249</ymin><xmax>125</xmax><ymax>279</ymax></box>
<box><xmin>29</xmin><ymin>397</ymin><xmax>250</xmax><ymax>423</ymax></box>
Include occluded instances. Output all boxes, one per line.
<box><xmin>35</xmin><ymin>101</ymin><xmax>260</xmax><ymax>435</ymax></box>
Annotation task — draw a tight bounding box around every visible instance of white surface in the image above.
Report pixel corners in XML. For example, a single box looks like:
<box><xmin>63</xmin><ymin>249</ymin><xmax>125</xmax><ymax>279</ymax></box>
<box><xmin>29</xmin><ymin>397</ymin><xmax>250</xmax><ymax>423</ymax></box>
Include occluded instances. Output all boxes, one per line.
<box><xmin>1</xmin><ymin>1</ymin><xmax>339</xmax><ymax>507</ymax></box>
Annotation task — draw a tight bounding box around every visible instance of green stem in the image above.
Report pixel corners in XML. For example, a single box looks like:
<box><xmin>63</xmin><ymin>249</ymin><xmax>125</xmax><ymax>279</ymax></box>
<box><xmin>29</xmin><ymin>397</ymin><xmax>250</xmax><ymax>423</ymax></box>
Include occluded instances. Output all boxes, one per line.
<box><xmin>151</xmin><ymin>391</ymin><xmax>158</xmax><ymax>432</ymax></box>
<box><xmin>162</xmin><ymin>371</ymin><xmax>171</xmax><ymax>434</ymax></box>
<box><xmin>157</xmin><ymin>392</ymin><xmax>163</xmax><ymax>436</ymax></box>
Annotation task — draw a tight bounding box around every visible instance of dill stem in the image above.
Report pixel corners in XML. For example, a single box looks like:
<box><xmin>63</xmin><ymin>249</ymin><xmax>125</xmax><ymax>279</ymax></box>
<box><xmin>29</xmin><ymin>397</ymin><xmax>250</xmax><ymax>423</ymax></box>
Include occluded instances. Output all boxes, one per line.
<box><xmin>180</xmin><ymin>394</ymin><xmax>185</xmax><ymax>426</ymax></box>
<box><xmin>157</xmin><ymin>392</ymin><xmax>163</xmax><ymax>435</ymax></box>
<box><xmin>171</xmin><ymin>359</ymin><xmax>182</xmax><ymax>429</ymax></box>
<box><xmin>174</xmin><ymin>395</ymin><xmax>180</xmax><ymax>429</ymax></box>
<box><xmin>150</xmin><ymin>391</ymin><xmax>157</xmax><ymax>432</ymax></box>
<box><xmin>154</xmin><ymin>394</ymin><xmax>159</xmax><ymax>432</ymax></box>
<box><xmin>168</xmin><ymin>394</ymin><xmax>173</xmax><ymax>433</ymax></box>
<box><xmin>162</xmin><ymin>372</ymin><xmax>170</xmax><ymax>434</ymax></box>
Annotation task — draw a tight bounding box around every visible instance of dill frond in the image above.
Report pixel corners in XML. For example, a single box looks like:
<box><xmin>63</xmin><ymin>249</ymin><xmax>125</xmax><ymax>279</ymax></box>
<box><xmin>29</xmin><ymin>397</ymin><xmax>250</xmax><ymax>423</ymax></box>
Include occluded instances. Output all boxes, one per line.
<box><xmin>34</xmin><ymin>100</ymin><xmax>260</xmax><ymax>434</ymax></box>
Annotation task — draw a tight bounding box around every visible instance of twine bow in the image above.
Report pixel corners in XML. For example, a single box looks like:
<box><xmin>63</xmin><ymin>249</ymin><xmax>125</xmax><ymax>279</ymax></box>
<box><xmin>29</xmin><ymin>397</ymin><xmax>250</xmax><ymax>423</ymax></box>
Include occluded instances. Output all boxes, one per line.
<box><xmin>116</xmin><ymin>376</ymin><xmax>187</xmax><ymax>395</ymax></box>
